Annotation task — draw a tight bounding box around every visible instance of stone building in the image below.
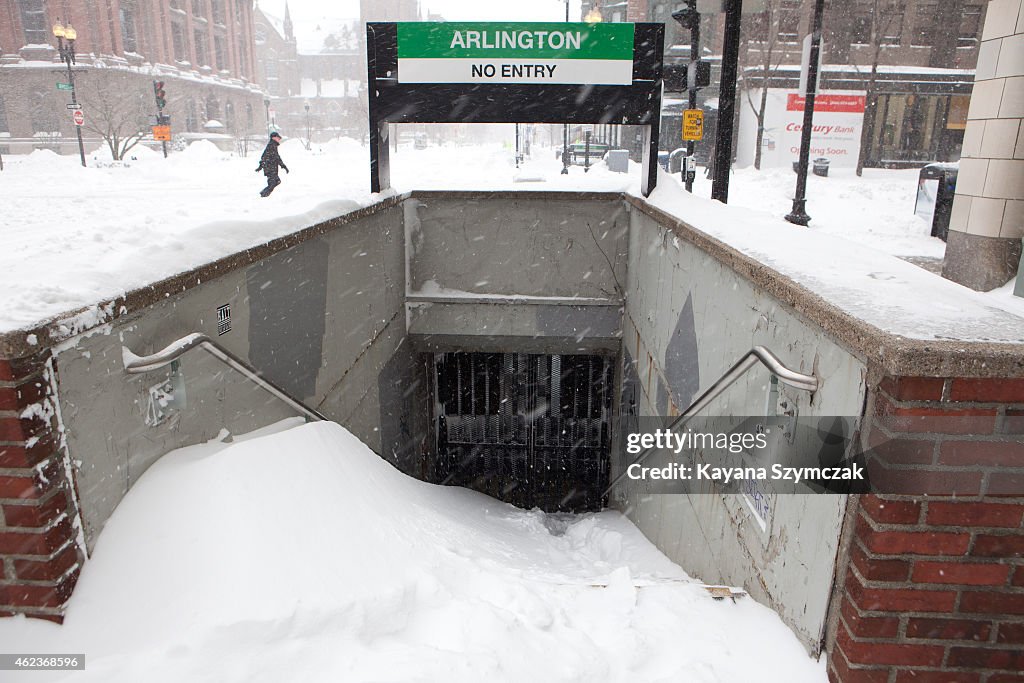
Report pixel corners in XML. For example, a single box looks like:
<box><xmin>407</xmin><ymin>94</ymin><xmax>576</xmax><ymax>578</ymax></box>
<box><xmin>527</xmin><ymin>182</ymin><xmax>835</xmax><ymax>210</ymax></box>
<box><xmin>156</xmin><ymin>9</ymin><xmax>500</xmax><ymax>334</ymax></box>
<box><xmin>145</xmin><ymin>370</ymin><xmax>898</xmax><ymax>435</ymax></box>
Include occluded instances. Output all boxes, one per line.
<box><xmin>253</xmin><ymin>2</ymin><xmax>362</xmax><ymax>142</ymax></box>
<box><xmin>251</xmin><ymin>0</ymin><xmax>417</xmax><ymax>144</ymax></box>
<box><xmin>0</xmin><ymin>0</ymin><xmax>265</xmax><ymax>155</ymax></box>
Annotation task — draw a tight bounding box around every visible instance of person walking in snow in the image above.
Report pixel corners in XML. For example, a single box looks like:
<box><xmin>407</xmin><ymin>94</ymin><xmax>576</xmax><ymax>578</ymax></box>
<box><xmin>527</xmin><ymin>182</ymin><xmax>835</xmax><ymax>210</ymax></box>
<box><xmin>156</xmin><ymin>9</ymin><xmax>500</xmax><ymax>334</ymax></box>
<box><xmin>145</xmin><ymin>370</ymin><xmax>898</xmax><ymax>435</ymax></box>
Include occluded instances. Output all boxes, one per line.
<box><xmin>256</xmin><ymin>132</ymin><xmax>289</xmax><ymax>197</ymax></box>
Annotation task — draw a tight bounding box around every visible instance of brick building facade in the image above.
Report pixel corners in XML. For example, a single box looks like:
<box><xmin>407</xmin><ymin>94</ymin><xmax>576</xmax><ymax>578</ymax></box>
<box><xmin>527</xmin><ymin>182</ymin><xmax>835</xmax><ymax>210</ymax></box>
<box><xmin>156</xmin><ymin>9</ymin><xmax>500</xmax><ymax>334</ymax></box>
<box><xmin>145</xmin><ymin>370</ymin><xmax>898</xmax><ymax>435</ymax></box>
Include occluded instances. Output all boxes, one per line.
<box><xmin>581</xmin><ymin>0</ymin><xmax>986</xmax><ymax>167</ymax></box>
<box><xmin>0</xmin><ymin>0</ymin><xmax>266</xmax><ymax>155</ymax></box>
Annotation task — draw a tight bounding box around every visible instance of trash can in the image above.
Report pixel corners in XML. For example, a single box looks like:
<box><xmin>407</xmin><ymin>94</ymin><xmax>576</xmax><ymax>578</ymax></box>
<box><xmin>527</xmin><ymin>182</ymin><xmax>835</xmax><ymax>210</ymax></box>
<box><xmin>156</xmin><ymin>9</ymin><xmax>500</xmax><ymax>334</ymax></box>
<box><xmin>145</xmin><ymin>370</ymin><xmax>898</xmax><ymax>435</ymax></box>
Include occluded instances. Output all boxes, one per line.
<box><xmin>668</xmin><ymin>148</ymin><xmax>688</xmax><ymax>174</ymax></box>
<box><xmin>606</xmin><ymin>149</ymin><xmax>630</xmax><ymax>174</ymax></box>
<box><xmin>812</xmin><ymin>157</ymin><xmax>830</xmax><ymax>177</ymax></box>
<box><xmin>915</xmin><ymin>162</ymin><xmax>958</xmax><ymax>241</ymax></box>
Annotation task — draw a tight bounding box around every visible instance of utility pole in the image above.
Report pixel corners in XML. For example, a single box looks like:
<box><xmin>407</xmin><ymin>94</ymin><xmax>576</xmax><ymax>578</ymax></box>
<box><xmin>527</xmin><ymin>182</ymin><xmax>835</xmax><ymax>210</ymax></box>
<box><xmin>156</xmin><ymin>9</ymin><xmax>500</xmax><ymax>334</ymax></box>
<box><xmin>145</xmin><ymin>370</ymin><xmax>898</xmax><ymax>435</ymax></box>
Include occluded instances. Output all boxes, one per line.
<box><xmin>711</xmin><ymin>0</ymin><xmax>743</xmax><ymax>203</ymax></box>
<box><xmin>785</xmin><ymin>0</ymin><xmax>826</xmax><ymax>226</ymax></box>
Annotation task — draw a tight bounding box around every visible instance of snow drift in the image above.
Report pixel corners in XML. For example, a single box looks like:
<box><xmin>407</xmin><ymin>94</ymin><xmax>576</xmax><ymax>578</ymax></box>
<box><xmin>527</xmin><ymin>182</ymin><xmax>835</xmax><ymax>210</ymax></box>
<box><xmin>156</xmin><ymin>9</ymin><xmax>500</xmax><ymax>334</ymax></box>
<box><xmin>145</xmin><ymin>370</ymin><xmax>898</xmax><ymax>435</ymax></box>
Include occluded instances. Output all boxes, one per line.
<box><xmin>0</xmin><ymin>420</ymin><xmax>824</xmax><ymax>682</ymax></box>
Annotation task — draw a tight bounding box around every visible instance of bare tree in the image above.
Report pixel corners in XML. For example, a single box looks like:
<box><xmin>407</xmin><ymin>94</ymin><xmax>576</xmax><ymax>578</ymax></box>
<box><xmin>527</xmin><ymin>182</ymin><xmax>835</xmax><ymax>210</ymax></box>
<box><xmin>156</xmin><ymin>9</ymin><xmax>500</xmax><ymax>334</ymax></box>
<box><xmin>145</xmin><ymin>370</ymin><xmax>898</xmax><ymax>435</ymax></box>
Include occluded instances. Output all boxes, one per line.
<box><xmin>852</xmin><ymin>0</ymin><xmax>905</xmax><ymax>176</ymax></box>
<box><xmin>78</xmin><ymin>73</ymin><xmax>151</xmax><ymax>161</ymax></box>
<box><xmin>740</xmin><ymin>0</ymin><xmax>797</xmax><ymax>169</ymax></box>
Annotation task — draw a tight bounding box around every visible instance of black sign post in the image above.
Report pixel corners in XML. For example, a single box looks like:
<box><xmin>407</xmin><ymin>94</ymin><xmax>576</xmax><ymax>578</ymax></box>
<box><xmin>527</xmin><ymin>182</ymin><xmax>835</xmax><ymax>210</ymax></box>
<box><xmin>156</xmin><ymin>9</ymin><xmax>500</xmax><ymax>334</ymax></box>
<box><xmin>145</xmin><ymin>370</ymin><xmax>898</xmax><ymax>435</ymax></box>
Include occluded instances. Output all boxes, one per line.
<box><xmin>711</xmin><ymin>0</ymin><xmax>743</xmax><ymax>203</ymax></box>
<box><xmin>366</xmin><ymin>22</ymin><xmax>665</xmax><ymax>196</ymax></box>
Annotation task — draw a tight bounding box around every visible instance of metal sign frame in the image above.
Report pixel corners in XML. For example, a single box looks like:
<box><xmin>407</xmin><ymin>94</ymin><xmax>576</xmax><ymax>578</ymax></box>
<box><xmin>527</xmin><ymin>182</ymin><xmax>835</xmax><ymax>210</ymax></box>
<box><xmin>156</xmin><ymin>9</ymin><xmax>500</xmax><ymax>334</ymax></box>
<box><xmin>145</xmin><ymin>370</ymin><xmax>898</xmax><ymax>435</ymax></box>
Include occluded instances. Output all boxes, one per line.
<box><xmin>366</xmin><ymin>22</ymin><xmax>665</xmax><ymax>196</ymax></box>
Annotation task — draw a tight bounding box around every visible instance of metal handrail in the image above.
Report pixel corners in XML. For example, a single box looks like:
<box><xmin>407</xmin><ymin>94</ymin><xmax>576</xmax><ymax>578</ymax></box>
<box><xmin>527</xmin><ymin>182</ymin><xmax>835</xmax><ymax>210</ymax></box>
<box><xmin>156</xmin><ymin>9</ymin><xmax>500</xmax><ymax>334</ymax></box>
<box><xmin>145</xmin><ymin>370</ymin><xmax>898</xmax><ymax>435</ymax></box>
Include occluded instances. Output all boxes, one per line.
<box><xmin>604</xmin><ymin>345</ymin><xmax>817</xmax><ymax>495</ymax></box>
<box><xmin>123</xmin><ymin>333</ymin><xmax>327</xmax><ymax>422</ymax></box>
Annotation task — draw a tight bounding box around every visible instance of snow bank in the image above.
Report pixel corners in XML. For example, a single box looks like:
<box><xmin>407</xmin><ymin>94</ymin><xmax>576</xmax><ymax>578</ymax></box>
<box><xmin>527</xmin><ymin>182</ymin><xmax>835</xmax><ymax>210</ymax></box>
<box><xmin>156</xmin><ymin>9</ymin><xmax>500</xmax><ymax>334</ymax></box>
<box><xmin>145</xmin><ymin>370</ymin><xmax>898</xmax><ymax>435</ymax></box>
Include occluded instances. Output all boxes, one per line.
<box><xmin>0</xmin><ymin>420</ymin><xmax>824</xmax><ymax>682</ymax></box>
<box><xmin>647</xmin><ymin>170</ymin><xmax>1024</xmax><ymax>343</ymax></box>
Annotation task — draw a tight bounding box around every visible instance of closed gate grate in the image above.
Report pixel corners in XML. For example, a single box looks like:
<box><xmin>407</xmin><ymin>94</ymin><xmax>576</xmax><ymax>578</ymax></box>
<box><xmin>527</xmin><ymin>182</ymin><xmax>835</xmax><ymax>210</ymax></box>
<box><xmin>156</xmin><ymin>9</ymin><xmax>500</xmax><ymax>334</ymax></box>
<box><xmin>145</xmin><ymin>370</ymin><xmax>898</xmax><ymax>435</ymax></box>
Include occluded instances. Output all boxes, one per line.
<box><xmin>432</xmin><ymin>352</ymin><xmax>614</xmax><ymax>512</ymax></box>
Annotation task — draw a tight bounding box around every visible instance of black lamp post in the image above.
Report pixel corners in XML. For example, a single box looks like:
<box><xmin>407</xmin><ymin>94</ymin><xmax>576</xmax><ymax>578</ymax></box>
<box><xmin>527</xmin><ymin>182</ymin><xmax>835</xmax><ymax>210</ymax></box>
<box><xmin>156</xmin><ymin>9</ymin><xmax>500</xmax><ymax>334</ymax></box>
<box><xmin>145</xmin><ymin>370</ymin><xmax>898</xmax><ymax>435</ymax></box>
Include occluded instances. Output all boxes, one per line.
<box><xmin>263</xmin><ymin>96</ymin><xmax>271</xmax><ymax>135</ymax></box>
<box><xmin>304</xmin><ymin>100</ymin><xmax>311</xmax><ymax>150</ymax></box>
<box><xmin>559</xmin><ymin>0</ymin><xmax>570</xmax><ymax>174</ymax></box>
<box><xmin>52</xmin><ymin>19</ymin><xmax>86</xmax><ymax>167</ymax></box>
<box><xmin>785</xmin><ymin>0</ymin><xmax>827</xmax><ymax>226</ymax></box>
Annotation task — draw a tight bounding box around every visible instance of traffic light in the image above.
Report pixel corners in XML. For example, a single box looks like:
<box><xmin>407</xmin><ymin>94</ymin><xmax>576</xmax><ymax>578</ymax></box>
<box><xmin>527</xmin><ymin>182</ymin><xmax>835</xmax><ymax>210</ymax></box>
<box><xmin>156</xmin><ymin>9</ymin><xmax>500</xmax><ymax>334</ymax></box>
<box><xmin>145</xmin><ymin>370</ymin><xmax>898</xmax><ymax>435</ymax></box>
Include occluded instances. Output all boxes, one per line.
<box><xmin>671</xmin><ymin>0</ymin><xmax>699</xmax><ymax>31</ymax></box>
<box><xmin>153</xmin><ymin>80</ymin><xmax>166</xmax><ymax>109</ymax></box>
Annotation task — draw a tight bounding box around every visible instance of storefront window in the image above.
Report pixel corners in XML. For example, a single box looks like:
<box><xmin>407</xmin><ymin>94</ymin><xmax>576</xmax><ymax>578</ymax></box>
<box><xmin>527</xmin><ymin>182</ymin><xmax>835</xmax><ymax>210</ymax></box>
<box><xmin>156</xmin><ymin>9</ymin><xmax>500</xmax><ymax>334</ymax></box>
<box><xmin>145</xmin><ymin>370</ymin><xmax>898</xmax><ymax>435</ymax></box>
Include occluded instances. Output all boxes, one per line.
<box><xmin>868</xmin><ymin>94</ymin><xmax>962</xmax><ymax>165</ymax></box>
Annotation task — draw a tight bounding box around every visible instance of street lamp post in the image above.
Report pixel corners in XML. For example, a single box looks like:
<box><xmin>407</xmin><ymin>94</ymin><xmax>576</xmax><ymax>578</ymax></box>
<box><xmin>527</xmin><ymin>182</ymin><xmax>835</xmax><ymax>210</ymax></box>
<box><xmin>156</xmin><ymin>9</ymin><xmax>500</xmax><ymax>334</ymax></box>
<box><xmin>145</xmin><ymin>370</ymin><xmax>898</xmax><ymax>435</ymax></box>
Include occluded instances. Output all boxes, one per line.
<box><xmin>264</xmin><ymin>96</ymin><xmax>271</xmax><ymax>135</ymax></box>
<box><xmin>559</xmin><ymin>0</ymin><xmax>570</xmax><ymax>174</ymax></box>
<box><xmin>785</xmin><ymin>0</ymin><xmax>827</xmax><ymax>226</ymax></box>
<box><xmin>52</xmin><ymin>20</ymin><xmax>86</xmax><ymax>167</ymax></box>
<box><xmin>304</xmin><ymin>101</ymin><xmax>311</xmax><ymax>150</ymax></box>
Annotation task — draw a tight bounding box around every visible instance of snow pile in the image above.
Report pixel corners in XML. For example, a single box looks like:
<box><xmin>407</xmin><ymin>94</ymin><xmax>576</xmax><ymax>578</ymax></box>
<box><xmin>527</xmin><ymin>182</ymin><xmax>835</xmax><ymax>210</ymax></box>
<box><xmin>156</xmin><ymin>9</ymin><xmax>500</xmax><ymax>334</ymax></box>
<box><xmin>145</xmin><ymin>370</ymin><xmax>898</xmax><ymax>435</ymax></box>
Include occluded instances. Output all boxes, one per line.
<box><xmin>2</xmin><ymin>135</ymin><xmax>1021</xmax><ymax>340</ymax></box>
<box><xmin>0</xmin><ymin>420</ymin><xmax>824</xmax><ymax>682</ymax></box>
<box><xmin>700</xmin><ymin>167</ymin><xmax>944</xmax><ymax>259</ymax></box>
<box><xmin>649</xmin><ymin>168</ymin><xmax>1024</xmax><ymax>342</ymax></box>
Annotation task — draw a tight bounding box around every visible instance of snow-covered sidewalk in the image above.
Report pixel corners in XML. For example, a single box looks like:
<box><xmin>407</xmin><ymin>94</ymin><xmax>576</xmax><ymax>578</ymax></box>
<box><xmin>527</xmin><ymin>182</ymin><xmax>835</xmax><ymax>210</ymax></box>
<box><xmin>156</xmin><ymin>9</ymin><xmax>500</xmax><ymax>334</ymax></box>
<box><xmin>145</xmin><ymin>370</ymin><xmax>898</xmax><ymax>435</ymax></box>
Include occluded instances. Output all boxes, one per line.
<box><xmin>0</xmin><ymin>420</ymin><xmax>825</xmax><ymax>682</ymax></box>
<box><xmin>3</xmin><ymin>137</ymin><xmax>1021</xmax><ymax>337</ymax></box>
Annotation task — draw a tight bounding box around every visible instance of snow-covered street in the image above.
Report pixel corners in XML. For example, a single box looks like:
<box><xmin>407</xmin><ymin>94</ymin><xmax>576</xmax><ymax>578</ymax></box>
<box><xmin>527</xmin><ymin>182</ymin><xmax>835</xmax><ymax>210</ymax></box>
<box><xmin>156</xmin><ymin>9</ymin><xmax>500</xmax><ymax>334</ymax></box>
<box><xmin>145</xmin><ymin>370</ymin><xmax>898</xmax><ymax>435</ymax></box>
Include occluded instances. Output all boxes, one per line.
<box><xmin>0</xmin><ymin>420</ymin><xmax>825</xmax><ymax>682</ymax></box>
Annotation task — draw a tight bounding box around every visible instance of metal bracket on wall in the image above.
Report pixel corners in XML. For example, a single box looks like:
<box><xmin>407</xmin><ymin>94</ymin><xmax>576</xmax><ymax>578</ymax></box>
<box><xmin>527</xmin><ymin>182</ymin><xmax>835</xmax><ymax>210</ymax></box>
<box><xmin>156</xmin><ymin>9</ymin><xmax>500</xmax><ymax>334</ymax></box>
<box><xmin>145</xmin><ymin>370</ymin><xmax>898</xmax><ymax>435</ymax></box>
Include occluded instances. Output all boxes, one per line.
<box><xmin>144</xmin><ymin>359</ymin><xmax>187</xmax><ymax>427</ymax></box>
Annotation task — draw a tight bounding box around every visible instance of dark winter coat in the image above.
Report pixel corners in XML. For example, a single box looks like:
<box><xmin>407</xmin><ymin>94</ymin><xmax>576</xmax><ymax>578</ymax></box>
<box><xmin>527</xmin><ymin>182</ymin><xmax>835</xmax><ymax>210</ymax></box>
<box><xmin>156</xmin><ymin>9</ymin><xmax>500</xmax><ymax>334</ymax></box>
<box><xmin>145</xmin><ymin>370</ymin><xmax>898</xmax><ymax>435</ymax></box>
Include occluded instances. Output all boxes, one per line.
<box><xmin>257</xmin><ymin>139</ymin><xmax>288</xmax><ymax>177</ymax></box>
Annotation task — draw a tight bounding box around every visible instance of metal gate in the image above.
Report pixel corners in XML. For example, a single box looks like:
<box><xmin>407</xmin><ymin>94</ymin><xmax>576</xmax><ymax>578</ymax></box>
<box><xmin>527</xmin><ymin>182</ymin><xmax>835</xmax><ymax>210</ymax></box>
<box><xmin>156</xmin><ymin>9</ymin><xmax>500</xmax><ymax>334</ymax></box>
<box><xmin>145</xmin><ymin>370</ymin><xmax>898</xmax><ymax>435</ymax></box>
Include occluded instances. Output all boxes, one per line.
<box><xmin>432</xmin><ymin>352</ymin><xmax>614</xmax><ymax>512</ymax></box>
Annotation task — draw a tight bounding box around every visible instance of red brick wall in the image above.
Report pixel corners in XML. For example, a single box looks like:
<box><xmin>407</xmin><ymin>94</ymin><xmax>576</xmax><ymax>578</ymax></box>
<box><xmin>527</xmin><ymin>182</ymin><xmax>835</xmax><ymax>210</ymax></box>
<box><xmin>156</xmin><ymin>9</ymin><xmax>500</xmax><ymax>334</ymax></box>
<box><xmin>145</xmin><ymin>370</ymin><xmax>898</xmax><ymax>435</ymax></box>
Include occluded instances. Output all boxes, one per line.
<box><xmin>0</xmin><ymin>351</ymin><xmax>84</xmax><ymax>622</ymax></box>
<box><xmin>828</xmin><ymin>376</ymin><xmax>1024</xmax><ymax>682</ymax></box>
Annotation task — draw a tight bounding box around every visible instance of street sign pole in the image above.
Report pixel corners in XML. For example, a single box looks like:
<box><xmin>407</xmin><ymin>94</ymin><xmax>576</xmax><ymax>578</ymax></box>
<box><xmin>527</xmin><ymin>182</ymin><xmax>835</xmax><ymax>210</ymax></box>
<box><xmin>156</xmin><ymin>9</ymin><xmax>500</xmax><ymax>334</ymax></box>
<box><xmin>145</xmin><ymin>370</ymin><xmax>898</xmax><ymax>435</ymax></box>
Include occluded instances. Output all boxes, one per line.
<box><xmin>153</xmin><ymin>81</ymin><xmax>168</xmax><ymax>158</ymax></box>
<box><xmin>66</xmin><ymin>74</ymin><xmax>85</xmax><ymax>167</ymax></box>
<box><xmin>711</xmin><ymin>0</ymin><xmax>742</xmax><ymax>203</ymax></box>
<box><xmin>686</xmin><ymin>10</ymin><xmax>700</xmax><ymax>192</ymax></box>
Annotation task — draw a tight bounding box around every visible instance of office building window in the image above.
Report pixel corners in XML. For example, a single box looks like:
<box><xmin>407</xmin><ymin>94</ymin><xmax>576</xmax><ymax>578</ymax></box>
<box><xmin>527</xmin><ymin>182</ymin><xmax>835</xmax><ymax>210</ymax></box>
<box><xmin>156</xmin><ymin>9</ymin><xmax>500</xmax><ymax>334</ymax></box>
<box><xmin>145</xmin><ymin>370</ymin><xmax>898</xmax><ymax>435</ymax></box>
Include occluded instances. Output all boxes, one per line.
<box><xmin>194</xmin><ymin>28</ymin><xmax>209</xmax><ymax>65</ymax></box>
<box><xmin>18</xmin><ymin>0</ymin><xmax>48</xmax><ymax>45</ymax></box>
<box><xmin>958</xmin><ymin>5</ymin><xmax>983</xmax><ymax>47</ymax></box>
<box><xmin>777</xmin><ymin>0</ymin><xmax>801</xmax><ymax>43</ymax></box>
<box><xmin>120</xmin><ymin>3</ymin><xmax>138</xmax><ymax>53</ymax></box>
<box><xmin>880</xmin><ymin>8</ymin><xmax>904</xmax><ymax>45</ymax></box>
<box><xmin>172</xmin><ymin>22</ymin><xmax>187</xmax><ymax>61</ymax></box>
<box><xmin>912</xmin><ymin>2</ymin><xmax>937</xmax><ymax>46</ymax></box>
<box><xmin>214</xmin><ymin>35</ymin><xmax>227</xmax><ymax>70</ymax></box>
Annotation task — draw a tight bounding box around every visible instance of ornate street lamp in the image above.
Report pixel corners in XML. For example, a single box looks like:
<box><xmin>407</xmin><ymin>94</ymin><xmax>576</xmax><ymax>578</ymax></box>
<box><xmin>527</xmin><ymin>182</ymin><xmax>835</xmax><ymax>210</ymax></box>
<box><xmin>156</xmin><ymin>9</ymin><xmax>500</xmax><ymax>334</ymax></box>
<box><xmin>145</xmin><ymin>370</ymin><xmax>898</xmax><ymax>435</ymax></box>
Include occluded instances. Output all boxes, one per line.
<box><xmin>52</xmin><ymin>19</ymin><xmax>87</xmax><ymax>167</ymax></box>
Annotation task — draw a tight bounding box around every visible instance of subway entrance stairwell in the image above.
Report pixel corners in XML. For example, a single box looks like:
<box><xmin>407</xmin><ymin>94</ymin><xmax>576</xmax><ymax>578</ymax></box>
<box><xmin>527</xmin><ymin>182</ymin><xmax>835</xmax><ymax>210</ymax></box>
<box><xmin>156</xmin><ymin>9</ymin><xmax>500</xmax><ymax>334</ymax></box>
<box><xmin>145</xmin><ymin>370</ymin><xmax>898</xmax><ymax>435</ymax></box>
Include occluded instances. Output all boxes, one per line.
<box><xmin>431</xmin><ymin>351</ymin><xmax>616</xmax><ymax>512</ymax></box>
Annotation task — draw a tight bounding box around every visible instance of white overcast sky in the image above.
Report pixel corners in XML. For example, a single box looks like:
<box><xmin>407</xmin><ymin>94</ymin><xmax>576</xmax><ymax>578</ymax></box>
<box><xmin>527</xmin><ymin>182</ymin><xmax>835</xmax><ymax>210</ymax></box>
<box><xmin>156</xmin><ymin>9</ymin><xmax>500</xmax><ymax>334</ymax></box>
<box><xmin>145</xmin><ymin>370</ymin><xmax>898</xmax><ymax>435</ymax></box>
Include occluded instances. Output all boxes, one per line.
<box><xmin>260</xmin><ymin>0</ymin><xmax>582</xmax><ymax>25</ymax></box>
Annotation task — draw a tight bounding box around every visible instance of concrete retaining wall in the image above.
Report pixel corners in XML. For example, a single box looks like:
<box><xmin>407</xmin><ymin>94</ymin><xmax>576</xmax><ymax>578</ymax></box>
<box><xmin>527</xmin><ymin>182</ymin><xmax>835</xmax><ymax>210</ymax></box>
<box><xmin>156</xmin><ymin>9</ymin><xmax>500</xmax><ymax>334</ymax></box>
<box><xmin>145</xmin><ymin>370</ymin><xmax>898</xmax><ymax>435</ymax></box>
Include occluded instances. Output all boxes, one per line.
<box><xmin>405</xmin><ymin>193</ymin><xmax>628</xmax><ymax>354</ymax></box>
<box><xmin>613</xmin><ymin>204</ymin><xmax>867</xmax><ymax>654</ymax></box>
<box><xmin>50</xmin><ymin>203</ymin><xmax>414</xmax><ymax>551</ymax></box>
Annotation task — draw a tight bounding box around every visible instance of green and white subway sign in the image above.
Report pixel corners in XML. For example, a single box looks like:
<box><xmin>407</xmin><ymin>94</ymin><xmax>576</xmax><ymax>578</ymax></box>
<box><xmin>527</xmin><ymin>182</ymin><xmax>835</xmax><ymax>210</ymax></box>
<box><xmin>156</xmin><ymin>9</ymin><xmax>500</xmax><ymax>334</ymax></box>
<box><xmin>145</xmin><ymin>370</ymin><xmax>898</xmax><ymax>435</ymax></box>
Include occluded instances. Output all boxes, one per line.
<box><xmin>396</xmin><ymin>22</ymin><xmax>635</xmax><ymax>85</ymax></box>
